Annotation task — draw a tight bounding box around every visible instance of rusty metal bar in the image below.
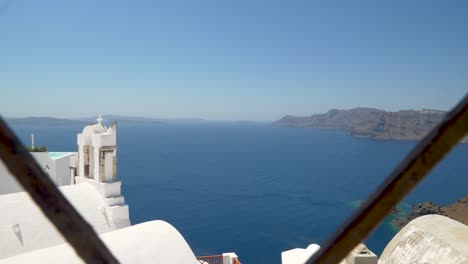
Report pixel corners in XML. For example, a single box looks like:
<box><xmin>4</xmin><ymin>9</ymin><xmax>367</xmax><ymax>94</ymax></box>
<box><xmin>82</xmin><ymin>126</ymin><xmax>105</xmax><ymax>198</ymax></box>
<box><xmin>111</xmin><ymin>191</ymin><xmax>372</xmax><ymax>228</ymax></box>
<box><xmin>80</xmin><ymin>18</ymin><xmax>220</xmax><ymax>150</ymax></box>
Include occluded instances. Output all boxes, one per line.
<box><xmin>306</xmin><ymin>93</ymin><xmax>468</xmax><ymax>264</ymax></box>
<box><xmin>0</xmin><ymin>118</ymin><xmax>119</xmax><ymax>263</ymax></box>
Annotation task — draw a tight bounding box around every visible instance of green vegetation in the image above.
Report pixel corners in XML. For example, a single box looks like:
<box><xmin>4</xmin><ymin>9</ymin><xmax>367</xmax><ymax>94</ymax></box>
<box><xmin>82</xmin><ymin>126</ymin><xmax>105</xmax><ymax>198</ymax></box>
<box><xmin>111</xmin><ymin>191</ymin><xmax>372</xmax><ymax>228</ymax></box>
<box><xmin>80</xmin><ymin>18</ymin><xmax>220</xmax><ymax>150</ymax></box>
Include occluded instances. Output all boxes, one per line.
<box><xmin>26</xmin><ymin>146</ymin><xmax>48</xmax><ymax>152</ymax></box>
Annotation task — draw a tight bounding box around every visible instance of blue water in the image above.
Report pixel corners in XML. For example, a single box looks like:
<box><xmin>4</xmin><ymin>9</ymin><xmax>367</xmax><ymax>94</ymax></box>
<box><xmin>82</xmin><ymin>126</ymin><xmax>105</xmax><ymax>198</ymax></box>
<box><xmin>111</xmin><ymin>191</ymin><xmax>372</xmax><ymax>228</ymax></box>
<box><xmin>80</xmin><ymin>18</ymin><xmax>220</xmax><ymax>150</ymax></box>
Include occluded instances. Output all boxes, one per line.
<box><xmin>10</xmin><ymin>123</ymin><xmax>468</xmax><ymax>263</ymax></box>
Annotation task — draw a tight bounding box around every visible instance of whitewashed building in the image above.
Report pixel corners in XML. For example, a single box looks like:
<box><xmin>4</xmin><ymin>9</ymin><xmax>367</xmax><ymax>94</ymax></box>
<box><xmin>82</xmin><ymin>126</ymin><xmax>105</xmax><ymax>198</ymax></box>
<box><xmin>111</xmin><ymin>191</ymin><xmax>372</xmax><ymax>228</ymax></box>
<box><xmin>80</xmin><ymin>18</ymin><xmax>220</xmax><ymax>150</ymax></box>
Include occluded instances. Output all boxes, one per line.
<box><xmin>0</xmin><ymin>117</ymin><xmax>240</xmax><ymax>264</ymax></box>
<box><xmin>0</xmin><ymin>152</ymin><xmax>76</xmax><ymax>195</ymax></box>
<box><xmin>0</xmin><ymin>117</ymin><xmax>130</xmax><ymax>259</ymax></box>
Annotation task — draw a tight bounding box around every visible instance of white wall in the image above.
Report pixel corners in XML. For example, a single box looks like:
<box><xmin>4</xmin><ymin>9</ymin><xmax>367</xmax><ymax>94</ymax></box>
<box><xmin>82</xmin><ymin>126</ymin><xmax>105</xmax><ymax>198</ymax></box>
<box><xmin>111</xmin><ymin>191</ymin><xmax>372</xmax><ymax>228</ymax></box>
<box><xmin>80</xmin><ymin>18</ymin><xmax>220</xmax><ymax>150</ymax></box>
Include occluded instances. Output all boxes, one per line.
<box><xmin>0</xmin><ymin>161</ymin><xmax>22</xmax><ymax>195</ymax></box>
<box><xmin>0</xmin><ymin>153</ymin><xmax>54</xmax><ymax>195</ymax></box>
<box><xmin>53</xmin><ymin>153</ymin><xmax>76</xmax><ymax>186</ymax></box>
<box><xmin>0</xmin><ymin>153</ymin><xmax>76</xmax><ymax>195</ymax></box>
<box><xmin>93</xmin><ymin>134</ymin><xmax>116</xmax><ymax>148</ymax></box>
<box><xmin>32</xmin><ymin>153</ymin><xmax>56</xmax><ymax>182</ymax></box>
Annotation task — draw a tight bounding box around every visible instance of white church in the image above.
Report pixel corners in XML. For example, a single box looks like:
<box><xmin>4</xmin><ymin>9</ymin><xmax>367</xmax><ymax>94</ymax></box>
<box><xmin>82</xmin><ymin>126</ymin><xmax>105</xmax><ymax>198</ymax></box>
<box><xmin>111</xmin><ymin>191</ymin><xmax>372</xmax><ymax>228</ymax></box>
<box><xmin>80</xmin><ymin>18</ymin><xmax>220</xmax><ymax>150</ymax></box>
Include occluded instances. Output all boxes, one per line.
<box><xmin>0</xmin><ymin>117</ymin><xmax>242</xmax><ymax>264</ymax></box>
<box><xmin>0</xmin><ymin>117</ymin><xmax>466</xmax><ymax>263</ymax></box>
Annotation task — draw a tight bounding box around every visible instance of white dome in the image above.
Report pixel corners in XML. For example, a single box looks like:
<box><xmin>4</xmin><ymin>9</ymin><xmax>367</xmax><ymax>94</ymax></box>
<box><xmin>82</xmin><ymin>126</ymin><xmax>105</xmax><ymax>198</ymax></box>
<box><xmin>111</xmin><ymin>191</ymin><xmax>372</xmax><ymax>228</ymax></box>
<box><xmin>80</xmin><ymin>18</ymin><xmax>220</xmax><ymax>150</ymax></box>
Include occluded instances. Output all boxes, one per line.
<box><xmin>81</xmin><ymin>123</ymin><xmax>107</xmax><ymax>145</ymax></box>
<box><xmin>82</xmin><ymin>123</ymin><xmax>106</xmax><ymax>136</ymax></box>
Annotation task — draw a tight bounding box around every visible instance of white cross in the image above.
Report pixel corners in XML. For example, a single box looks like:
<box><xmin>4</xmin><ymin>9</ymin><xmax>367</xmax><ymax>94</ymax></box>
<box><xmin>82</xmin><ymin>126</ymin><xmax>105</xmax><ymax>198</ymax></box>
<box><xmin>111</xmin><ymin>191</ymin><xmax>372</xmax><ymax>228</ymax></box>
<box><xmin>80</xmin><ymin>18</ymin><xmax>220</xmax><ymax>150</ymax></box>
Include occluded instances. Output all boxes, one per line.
<box><xmin>97</xmin><ymin>114</ymin><xmax>103</xmax><ymax>124</ymax></box>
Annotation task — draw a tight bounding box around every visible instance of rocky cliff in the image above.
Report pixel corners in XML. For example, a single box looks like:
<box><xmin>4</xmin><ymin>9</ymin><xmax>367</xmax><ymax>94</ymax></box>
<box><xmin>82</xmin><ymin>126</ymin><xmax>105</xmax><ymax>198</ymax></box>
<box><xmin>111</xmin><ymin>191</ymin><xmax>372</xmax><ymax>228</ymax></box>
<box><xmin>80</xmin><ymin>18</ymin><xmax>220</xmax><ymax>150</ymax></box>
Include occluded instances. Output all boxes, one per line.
<box><xmin>392</xmin><ymin>196</ymin><xmax>468</xmax><ymax>228</ymax></box>
<box><xmin>273</xmin><ymin>108</ymin><xmax>385</xmax><ymax>130</ymax></box>
<box><xmin>273</xmin><ymin>108</ymin><xmax>468</xmax><ymax>142</ymax></box>
<box><xmin>350</xmin><ymin>110</ymin><xmax>445</xmax><ymax>140</ymax></box>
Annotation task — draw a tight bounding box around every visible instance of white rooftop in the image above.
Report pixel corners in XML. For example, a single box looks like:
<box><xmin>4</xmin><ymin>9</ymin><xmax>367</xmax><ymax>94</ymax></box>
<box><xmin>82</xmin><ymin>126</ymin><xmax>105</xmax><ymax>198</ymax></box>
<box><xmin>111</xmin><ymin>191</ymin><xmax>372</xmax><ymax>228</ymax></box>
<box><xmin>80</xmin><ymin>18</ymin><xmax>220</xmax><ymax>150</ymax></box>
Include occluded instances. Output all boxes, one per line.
<box><xmin>0</xmin><ymin>182</ymin><xmax>129</xmax><ymax>259</ymax></box>
<box><xmin>0</xmin><ymin>220</ymin><xmax>199</xmax><ymax>264</ymax></box>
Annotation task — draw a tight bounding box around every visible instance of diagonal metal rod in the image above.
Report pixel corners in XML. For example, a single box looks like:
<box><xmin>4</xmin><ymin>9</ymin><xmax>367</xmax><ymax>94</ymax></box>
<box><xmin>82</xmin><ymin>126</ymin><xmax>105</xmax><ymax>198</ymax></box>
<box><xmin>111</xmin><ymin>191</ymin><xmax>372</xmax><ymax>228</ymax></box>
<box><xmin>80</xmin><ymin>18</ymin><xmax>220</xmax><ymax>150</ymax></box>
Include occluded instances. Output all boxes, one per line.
<box><xmin>0</xmin><ymin>118</ymin><xmax>119</xmax><ymax>263</ymax></box>
<box><xmin>306</xmin><ymin>93</ymin><xmax>468</xmax><ymax>264</ymax></box>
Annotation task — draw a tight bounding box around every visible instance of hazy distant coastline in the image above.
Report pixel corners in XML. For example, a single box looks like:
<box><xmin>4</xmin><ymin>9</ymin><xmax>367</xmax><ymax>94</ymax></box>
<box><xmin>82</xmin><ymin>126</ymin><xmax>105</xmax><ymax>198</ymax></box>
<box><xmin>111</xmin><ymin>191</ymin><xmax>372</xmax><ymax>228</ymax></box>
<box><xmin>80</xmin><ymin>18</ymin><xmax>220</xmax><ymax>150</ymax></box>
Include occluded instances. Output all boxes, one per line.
<box><xmin>5</xmin><ymin>116</ymin><xmax>168</xmax><ymax>126</ymax></box>
<box><xmin>4</xmin><ymin>115</ymin><xmax>259</xmax><ymax>126</ymax></box>
<box><xmin>273</xmin><ymin>108</ymin><xmax>468</xmax><ymax>143</ymax></box>
<box><xmin>5</xmin><ymin>117</ymin><xmax>89</xmax><ymax>127</ymax></box>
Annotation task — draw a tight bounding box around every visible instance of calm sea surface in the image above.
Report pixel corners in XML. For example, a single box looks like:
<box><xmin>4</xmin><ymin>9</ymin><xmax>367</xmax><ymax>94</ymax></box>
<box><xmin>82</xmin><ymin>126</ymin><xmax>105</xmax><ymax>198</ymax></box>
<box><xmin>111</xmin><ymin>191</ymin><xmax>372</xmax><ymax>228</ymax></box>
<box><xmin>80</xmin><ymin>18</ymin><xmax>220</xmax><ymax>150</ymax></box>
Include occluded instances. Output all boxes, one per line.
<box><xmin>11</xmin><ymin>123</ymin><xmax>468</xmax><ymax>263</ymax></box>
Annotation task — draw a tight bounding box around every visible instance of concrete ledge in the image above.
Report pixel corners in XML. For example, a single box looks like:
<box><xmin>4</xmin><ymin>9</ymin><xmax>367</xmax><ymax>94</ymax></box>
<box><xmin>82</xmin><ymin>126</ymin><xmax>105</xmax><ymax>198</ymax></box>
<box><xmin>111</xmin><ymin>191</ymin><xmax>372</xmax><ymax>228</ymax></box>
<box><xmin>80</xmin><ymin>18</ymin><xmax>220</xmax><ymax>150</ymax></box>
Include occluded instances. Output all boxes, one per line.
<box><xmin>104</xmin><ymin>196</ymin><xmax>125</xmax><ymax>207</ymax></box>
<box><xmin>105</xmin><ymin>205</ymin><xmax>130</xmax><ymax>229</ymax></box>
<box><xmin>75</xmin><ymin>177</ymin><xmax>121</xmax><ymax>198</ymax></box>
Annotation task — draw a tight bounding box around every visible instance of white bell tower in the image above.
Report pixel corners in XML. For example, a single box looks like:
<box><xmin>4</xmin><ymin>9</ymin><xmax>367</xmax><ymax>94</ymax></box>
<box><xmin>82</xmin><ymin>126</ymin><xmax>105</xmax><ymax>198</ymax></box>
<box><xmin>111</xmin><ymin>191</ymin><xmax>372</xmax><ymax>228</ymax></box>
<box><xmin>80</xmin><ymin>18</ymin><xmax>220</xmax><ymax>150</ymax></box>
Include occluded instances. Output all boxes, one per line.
<box><xmin>71</xmin><ymin>116</ymin><xmax>130</xmax><ymax>229</ymax></box>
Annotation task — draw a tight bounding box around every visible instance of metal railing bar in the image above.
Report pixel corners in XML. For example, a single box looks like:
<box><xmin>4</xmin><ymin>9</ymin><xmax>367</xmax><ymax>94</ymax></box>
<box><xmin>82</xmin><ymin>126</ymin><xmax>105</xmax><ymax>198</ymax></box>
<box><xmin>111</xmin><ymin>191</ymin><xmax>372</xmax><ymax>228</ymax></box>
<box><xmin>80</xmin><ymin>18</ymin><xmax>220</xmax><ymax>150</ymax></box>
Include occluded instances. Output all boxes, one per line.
<box><xmin>0</xmin><ymin>118</ymin><xmax>119</xmax><ymax>263</ymax></box>
<box><xmin>306</xmin><ymin>93</ymin><xmax>468</xmax><ymax>264</ymax></box>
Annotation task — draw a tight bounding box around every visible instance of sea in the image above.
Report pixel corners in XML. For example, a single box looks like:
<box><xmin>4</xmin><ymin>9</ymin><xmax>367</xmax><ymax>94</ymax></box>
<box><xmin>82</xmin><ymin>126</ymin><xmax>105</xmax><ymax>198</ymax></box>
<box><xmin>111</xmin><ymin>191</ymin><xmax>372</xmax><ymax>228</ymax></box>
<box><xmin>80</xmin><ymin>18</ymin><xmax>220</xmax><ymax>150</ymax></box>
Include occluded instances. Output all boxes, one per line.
<box><xmin>10</xmin><ymin>123</ymin><xmax>468</xmax><ymax>264</ymax></box>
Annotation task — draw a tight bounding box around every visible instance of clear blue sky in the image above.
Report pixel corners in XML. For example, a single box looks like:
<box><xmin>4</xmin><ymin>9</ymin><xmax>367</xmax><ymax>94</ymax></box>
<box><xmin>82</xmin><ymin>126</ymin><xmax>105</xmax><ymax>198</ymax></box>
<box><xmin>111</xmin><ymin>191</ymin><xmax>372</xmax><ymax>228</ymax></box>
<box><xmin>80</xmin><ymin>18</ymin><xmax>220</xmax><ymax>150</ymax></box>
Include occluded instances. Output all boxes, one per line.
<box><xmin>1</xmin><ymin>0</ymin><xmax>467</xmax><ymax>121</ymax></box>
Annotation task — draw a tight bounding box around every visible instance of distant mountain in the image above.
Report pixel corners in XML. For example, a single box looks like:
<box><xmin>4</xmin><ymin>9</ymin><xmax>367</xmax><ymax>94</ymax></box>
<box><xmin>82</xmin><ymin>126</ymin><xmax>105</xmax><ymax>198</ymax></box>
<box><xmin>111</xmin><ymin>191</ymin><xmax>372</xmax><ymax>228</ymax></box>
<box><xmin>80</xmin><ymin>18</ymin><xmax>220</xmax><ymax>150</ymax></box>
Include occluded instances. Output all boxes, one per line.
<box><xmin>5</xmin><ymin>115</ymin><xmax>167</xmax><ymax>126</ymax></box>
<box><xmin>349</xmin><ymin>110</ymin><xmax>445</xmax><ymax>140</ymax></box>
<box><xmin>77</xmin><ymin>115</ymin><xmax>209</xmax><ymax>125</ymax></box>
<box><xmin>273</xmin><ymin>108</ymin><xmax>385</xmax><ymax>130</ymax></box>
<box><xmin>273</xmin><ymin>108</ymin><xmax>468</xmax><ymax>143</ymax></box>
<box><xmin>5</xmin><ymin>115</ymin><xmax>256</xmax><ymax>127</ymax></box>
<box><xmin>77</xmin><ymin>115</ymin><xmax>167</xmax><ymax>125</ymax></box>
<box><xmin>5</xmin><ymin>117</ymin><xmax>88</xmax><ymax>126</ymax></box>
